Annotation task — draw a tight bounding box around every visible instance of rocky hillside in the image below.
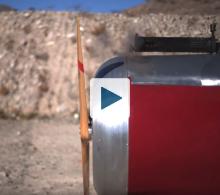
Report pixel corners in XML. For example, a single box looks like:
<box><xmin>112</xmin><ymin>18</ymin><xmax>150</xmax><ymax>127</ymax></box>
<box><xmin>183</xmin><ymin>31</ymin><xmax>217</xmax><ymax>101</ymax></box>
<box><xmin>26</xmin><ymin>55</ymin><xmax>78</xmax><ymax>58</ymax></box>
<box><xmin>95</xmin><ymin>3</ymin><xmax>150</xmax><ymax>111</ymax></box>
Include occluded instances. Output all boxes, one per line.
<box><xmin>0</xmin><ymin>4</ymin><xmax>16</xmax><ymax>12</ymax></box>
<box><xmin>124</xmin><ymin>0</ymin><xmax>220</xmax><ymax>16</ymax></box>
<box><xmin>0</xmin><ymin>11</ymin><xmax>218</xmax><ymax>118</ymax></box>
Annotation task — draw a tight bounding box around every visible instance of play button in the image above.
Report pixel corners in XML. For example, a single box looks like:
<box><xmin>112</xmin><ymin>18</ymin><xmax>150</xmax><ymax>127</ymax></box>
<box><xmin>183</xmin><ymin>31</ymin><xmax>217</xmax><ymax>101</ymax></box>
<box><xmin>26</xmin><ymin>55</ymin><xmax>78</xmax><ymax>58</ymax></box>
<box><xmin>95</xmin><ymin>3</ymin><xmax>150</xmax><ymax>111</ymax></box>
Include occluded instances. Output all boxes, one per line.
<box><xmin>90</xmin><ymin>78</ymin><xmax>130</xmax><ymax>120</ymax></box>
<box><xmin>101</xmin><ymin>87</ymin><xmax>122</xmax><ymax>109</ymax></box>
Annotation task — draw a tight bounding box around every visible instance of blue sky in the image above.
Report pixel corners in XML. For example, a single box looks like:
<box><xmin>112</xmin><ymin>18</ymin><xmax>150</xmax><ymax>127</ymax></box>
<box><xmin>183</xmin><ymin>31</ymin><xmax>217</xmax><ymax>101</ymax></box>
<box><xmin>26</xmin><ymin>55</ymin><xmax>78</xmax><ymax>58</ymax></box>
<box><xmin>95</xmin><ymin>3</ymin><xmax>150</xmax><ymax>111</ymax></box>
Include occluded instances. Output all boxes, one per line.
<box><xmin>0</xmin><ymin>0</ymin><xmax>145</xmax><ymax>12</ymax></box>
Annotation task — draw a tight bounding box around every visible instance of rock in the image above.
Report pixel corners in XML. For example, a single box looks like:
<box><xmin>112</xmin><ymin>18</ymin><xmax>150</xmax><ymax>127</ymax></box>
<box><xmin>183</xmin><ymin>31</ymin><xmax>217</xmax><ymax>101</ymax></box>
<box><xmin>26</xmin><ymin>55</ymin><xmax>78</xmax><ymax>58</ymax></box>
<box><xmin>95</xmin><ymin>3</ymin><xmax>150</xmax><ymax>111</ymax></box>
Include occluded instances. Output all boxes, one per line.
<box><xmin>16</xmin><ymin>131</ymin><xmax>21</xmax><ymax>136</ymax></box>
<box><xmin>0</xmin><ymin>171</ymin><xmax>7</xmax><ymax>185</ymax></box>
<box><xmin>24</xmin><ymin>12</ymin><xmax>31</xmax><ymax>18</ymax></box>
<box><xmin>73</xmin><ymin>112</ymin><xmax>79</xmax><ymax>123</ymax></box>
<box><xmin>66</xmin><ymin>33</ymin><xmax>75</xmax><ymax>38</ymax></box>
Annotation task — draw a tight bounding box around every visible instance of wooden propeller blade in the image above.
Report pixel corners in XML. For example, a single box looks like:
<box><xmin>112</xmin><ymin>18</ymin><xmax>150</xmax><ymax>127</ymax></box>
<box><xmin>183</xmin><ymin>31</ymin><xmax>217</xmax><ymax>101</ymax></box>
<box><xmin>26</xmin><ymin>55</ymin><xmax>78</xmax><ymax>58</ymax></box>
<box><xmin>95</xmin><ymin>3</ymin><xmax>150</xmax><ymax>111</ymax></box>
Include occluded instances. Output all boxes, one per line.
<box><xmin>81</xmin><ymin>141</ymin><xmax>90</xmax><ymax>195</ymax></box>
<box><xmin>76</xmin><ymin>16</ymin><xmax>90</xmax><ymax>195</ymax></box>
<box><xmin>76</xmin><ymin>17</ymin><xmax>89</xmax><ymax>141</ymax></box>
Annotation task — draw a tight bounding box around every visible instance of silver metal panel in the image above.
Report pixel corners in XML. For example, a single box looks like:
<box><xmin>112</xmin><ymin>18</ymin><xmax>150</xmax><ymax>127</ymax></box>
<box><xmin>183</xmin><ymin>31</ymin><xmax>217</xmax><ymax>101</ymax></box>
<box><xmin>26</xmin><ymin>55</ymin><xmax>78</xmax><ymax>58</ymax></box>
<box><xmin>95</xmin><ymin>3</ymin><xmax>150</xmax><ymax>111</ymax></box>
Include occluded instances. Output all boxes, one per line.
<box><xmin>95</xmin><ymin>54</ymin><xmax>220</xmax><ymax>86</ymax></box>
<box><xmin>93</xmin><ymin>119</ymin><xmax>128</xmax><ymax>195</ymax></box>
<box><xmin>93</xmin><ymin>64</ymin><xmax>129</xmax><ymax>195</ymax></box>
<box><xmin>125</xmin><ymin>54</ymin><xmax>220</xmax><ymax>86</ymax></box>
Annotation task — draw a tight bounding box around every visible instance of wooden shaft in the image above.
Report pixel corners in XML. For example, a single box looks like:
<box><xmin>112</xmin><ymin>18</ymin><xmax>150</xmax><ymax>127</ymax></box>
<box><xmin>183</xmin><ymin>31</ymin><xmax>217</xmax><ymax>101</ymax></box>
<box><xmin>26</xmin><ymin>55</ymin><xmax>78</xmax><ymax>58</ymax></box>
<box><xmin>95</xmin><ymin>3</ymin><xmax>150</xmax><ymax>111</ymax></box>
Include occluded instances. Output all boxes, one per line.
<box><xmin>76</xmin><ymin>17</ymin><xmax>90</xmax><ymax>141</ymax></box>
<box><xmin>76</xmin><ymin>17</ymin><xmax>84</xmax><ymax>72</ymax></box>
<box><xmin>79</xmin><ymin>71</ymin><xmax>89</xmax><ymax>141</ymax></box>
<box><xmin>76</xmin><ymin>16</ymin><xmax>90</xmax><ymax>195</ymax></box>
<box><xmin>81</xmin><ymin>141</ymin><xmax>90</xmax><ymax>195</ymax></box>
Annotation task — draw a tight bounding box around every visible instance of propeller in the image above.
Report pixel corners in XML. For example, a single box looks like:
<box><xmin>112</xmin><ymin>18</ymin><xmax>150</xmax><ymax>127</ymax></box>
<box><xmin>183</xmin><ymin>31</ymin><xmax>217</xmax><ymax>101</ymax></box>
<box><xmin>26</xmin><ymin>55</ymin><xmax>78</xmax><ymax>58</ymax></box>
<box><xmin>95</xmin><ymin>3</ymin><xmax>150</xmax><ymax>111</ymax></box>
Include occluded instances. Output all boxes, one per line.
<box><xmin>76</xmin><ymin>16</ymin><xmax>90</xmax><ymax>195</ymax></box>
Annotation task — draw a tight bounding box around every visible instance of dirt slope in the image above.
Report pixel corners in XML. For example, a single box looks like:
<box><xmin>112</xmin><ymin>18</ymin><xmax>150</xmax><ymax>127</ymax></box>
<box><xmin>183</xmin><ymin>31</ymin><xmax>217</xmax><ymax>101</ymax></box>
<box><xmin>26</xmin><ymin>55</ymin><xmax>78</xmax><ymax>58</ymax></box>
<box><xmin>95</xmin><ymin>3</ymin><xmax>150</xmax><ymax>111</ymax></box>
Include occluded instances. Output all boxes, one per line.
<box><xmin>0</xmin><ymin>12</ymin><xmax>218</xmax><ymax>118</ymax></box>
<box><xmin>124</xmin><ymin>0</ymin><xmax>220</xmax><ymax>16</ymax></box>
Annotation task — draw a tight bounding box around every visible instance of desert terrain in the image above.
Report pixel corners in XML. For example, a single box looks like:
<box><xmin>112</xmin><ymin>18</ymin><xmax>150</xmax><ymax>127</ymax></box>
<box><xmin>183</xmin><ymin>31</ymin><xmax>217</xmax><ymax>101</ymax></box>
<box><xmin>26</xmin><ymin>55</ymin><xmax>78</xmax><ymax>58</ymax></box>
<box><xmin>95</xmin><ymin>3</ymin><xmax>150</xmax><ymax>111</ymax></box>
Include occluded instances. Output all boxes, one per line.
<box><xmin>0</xmin><ymin>0</ymin><xmax>220</xmax><ymax>194</ymax></box>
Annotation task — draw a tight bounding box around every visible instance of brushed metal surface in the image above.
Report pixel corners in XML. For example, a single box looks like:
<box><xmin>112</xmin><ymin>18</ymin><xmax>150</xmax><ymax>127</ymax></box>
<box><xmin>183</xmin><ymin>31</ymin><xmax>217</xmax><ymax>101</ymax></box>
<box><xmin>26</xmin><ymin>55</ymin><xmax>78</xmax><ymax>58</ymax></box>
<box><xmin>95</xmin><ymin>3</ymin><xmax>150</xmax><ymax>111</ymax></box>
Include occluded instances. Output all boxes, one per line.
<box><xmin>93</xmin><ymin>62</ymin><xmax>129</xmax><ymax>195</ymax></box>
<box><xmin>92</xmin><ymin>54</ymin><xmax>220</xmax><ymax>195</ymax></box>
<box><xmin>93</xmin><ymin>119</ymin><xmax>128</xmax><ymax>195</ymax></box>
<box><xmin>95</xmin><ymin>54</ymin><xmax>220</xmax><ymax>86</ymax></box>
<box><xmin>125</xmin><ymin>54</ymin><xmax>220</xmax><ymax>86</ymax></box>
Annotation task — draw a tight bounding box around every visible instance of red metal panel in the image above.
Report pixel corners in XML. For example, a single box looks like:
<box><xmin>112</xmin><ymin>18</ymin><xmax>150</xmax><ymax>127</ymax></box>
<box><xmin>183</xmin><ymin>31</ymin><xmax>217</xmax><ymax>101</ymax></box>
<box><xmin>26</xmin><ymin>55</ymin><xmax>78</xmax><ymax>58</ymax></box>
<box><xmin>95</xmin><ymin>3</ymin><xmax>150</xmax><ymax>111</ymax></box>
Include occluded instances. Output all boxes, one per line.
<box><xmin>128</xmin><ymin>85</ymin><xmax>220</xmax><ymax>194</ymax></box>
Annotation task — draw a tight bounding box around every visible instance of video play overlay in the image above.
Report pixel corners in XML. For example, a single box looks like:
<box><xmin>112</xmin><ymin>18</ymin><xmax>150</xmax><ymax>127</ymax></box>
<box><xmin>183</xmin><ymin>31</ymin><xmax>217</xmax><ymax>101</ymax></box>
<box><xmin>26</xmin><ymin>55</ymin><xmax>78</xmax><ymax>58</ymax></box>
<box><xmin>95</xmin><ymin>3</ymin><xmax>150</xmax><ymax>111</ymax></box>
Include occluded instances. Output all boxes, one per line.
<box><xmin>90</xmin><ymin>78</ymin><xmax>130</xmax><ymax>123</ymax></box>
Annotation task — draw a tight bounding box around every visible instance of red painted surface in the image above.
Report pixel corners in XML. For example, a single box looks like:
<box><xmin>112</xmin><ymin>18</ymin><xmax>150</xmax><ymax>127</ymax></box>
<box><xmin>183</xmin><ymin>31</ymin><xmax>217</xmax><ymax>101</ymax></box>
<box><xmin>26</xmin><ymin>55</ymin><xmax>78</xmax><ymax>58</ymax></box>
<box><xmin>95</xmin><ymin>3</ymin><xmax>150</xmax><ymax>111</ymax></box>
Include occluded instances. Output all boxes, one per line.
<box><xmin>128</xmin><ymin>84</ymin><xmax>220</xmax><ymax>195</ymax></box>
<box><xmin>78</xmin><ymin>60</ymin><xmax>84</xmax><ymax>72</ymax></box>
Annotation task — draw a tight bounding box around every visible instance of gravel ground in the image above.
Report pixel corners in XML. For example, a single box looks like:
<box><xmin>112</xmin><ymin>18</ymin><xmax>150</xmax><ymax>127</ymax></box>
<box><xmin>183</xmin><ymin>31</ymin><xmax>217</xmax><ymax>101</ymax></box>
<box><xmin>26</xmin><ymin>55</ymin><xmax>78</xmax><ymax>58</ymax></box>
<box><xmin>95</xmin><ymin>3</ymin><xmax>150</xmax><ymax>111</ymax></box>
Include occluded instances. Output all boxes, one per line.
<box><xmin>0</xmin><ymin>119</ymin><xmax>96</xmax><ymax>195</ymax></box>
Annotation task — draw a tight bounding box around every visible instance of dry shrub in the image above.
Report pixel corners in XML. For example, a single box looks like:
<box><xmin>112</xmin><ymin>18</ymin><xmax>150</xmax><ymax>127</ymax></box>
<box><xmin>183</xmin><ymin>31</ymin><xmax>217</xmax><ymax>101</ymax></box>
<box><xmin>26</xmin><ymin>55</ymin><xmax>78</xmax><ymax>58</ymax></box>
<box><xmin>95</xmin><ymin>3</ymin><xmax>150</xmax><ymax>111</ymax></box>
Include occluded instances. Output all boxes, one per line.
<box><xmin>39</xmin><ymin>83</ymin><xmax>49</xmax><ymax>93</ymax></box>
<box><xmin>91</xmin><ymin>24</ymin><xmax>106</xmax><ymax>36</ymax></box>
<box><xmin>5</xmin><ymin>39</ymin><xmax>15</xmax><ymax>51</ymax></box>
<box><xmin>0</xmin><ymin>85</ymin><xmax>9</xmax><ymax>96</ymax></box>
<box><xmin>35</xmin><ymin>52</ymin><xmax>49</xmax><ymax>61</ymax></box>
<box><xmin>23</xmin><ymin>24</ymin><xmax>32</xmax><ymax>34</ymax></box>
